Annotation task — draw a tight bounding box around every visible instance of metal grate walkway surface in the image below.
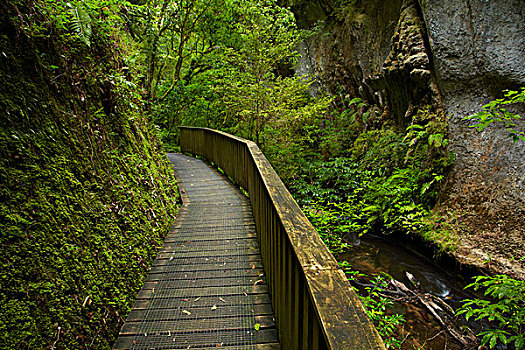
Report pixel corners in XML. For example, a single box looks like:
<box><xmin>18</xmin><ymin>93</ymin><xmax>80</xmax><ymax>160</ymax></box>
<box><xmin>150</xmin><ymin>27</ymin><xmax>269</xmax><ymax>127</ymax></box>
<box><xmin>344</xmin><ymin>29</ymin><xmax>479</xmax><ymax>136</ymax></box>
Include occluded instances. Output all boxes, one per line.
<box><xmin>113</xmin><ymin>153</ymin><xmax>280</xmax><ymax>350</ymax></box>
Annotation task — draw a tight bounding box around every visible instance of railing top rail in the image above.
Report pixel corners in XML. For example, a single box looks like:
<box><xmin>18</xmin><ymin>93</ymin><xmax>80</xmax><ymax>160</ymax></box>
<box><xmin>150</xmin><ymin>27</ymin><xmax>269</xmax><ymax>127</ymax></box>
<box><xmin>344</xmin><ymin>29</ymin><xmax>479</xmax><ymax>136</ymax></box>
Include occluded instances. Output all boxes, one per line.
<box><xmin>179</xmin><ymin>126</ymin><xmax>385</xmax><ymax>349</ymax></box>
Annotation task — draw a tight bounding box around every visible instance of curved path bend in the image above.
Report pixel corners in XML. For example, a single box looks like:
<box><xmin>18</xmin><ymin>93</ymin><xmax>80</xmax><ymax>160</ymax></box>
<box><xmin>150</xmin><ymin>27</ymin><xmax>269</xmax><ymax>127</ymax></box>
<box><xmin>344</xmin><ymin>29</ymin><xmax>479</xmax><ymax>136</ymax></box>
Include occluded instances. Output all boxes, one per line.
<box><xmin>113</xmin><ymin>153</ymin><xmax>279</xmax><ymax>349</ymax></box>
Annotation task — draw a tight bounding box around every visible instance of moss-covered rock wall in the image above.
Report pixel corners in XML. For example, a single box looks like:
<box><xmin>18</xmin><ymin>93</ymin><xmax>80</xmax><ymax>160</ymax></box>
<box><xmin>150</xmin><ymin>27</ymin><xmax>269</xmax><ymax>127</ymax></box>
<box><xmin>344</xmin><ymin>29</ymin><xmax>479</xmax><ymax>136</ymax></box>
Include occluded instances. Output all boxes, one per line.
<box><xmin>0</xmin><ymin>1</ymin><xmax>179</xmax><ymax>348</ymax></box>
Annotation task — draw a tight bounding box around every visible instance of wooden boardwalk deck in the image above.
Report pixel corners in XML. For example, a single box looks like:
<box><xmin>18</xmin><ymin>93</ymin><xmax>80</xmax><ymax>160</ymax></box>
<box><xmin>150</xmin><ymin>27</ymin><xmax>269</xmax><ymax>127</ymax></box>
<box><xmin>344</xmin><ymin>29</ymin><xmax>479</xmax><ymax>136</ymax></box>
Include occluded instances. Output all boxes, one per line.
<box><xmin>113</xmin><ymin>153</ymin><xmax>280</xmax><ymax>349</ymax></box>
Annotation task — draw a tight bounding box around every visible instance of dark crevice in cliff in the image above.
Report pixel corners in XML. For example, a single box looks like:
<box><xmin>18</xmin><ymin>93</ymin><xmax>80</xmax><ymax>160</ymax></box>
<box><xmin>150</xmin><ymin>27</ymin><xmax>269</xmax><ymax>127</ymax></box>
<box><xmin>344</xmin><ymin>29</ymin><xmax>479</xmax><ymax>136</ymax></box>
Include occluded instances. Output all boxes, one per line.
<box><xmin>414</xmin><ymin>0</ymin><xmax>444</xmax><ymax>111</ymax></box>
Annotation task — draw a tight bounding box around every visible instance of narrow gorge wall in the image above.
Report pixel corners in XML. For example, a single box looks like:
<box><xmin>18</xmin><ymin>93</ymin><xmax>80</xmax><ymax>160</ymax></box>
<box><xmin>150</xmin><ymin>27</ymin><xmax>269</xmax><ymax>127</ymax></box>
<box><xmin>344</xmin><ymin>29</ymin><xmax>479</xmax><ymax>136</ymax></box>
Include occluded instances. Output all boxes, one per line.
<box><xmin>0</xmin><ymin>1</ymin><xmax>179</xmax><ymax>347</ymax></box>
<box><xmin>419</xmin><ymin>0</ymin><xmax>525</xmax><ymax>213</ymax></box>
<box><xmin>286</xmin><ymin>0</ymin><xmax>525</xmax><ymax>276</ymax></box>
<box><xmin>420</xmin><ymin>0</ymin><xmax>525</xmax><ymax>276</ymax></box>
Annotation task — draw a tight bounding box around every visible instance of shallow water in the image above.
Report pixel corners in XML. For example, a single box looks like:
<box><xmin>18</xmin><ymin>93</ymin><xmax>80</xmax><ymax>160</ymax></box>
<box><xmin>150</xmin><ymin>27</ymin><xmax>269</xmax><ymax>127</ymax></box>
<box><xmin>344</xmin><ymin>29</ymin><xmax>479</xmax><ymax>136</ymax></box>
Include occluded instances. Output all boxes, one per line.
<box><xmin>339</xmin><ymin>233</ymin><xmax>480</xmax><ymax>349</ymax></box>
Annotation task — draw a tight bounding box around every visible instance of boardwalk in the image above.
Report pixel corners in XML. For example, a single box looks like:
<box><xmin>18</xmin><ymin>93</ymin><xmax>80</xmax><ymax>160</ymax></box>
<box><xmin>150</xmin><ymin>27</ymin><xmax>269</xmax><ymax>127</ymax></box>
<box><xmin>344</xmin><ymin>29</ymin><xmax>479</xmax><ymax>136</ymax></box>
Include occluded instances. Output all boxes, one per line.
<box><xmin>113</xmin><ymin>153</ymin><xmax>280</xmax><ymax>349</ymax></box>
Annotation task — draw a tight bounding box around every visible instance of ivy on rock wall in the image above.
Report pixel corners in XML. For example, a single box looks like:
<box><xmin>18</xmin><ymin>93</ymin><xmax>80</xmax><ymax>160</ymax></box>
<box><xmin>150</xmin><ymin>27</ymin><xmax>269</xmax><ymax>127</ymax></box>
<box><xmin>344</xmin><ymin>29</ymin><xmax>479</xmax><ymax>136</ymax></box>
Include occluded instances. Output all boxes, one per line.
<box><xmin>0</xmin><ymin>1</ymin><xmax>178</xmax><ymax>348</ymax></box>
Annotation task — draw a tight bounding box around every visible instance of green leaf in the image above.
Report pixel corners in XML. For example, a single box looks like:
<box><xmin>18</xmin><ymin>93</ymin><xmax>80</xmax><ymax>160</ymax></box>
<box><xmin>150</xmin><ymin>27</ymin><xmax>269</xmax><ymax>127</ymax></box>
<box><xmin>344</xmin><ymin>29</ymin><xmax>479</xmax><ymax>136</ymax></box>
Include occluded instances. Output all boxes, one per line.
<box><xmin>465</xmin><ymin>309</ymin><xmax>473</xmax><ymax>321</ymax></box>
<box><xmin>480</xmin><ymin>332</ymin><xmax>492</xmax><ymax>347</ymax></box>
<box><xmin>406</xmin><ymin>124</ymin><xmax>424</xmax><ymax>131</ymax></box>
<box><xmin>254</xmin><ymin>323</ymin><xmax>260</xmax><ymax>331</ymax></box>
<box><xmin>515</xmin><ymin>334</ymin><xmax>524</xmax><ymax>349</ymax></box>
<box><xmin>70</xmin><ymin>5</ymin><xmax>92</xmax><ymax>47</ymax></box>
<box><xmin>490</xmin><ymin>333</ymin><xmax>497</xmax><ymax>348</ymax></box>
<box><xmin>428</xmin><ymin>133</ymin><xmax>444</xmax><ymax>147</ymax></box>
<box><xmin>363</xmin><ymin>205</ymin><xmax>380</xmax><ymax>212</ymax></box>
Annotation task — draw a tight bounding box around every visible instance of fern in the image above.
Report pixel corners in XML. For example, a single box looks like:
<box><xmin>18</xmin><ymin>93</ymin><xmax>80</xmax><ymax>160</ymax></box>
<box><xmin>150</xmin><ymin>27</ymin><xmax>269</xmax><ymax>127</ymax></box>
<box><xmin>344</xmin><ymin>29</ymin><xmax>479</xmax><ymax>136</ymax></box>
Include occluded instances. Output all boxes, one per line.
<box><xmin>69</xmin><ymin>4</ymin><xmax>92</xmax><ymax>47</ymax></box>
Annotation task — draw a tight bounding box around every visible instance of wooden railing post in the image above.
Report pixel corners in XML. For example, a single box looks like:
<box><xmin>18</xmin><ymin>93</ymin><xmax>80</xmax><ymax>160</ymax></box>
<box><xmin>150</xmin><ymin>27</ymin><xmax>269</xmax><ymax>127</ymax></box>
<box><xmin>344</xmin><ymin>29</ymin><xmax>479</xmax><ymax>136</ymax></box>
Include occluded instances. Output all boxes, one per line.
<box><xmin>179</xmin><ymin>127</ymin><xmax>386</xmax><ymax>350</ymax></box>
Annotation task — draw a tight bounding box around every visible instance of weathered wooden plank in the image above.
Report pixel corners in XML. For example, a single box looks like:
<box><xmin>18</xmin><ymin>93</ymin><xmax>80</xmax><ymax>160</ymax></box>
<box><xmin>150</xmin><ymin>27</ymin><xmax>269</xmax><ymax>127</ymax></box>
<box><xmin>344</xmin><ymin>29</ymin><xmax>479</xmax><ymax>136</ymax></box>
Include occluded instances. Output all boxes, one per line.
<box><xmin>163</xmin><ymin>232</ymin><xmax>258</xmax><ymax>242</ymax></box>
<box><xmin>137</xmin><ymin>284</ymin><xmax>268</xmax><ymax>299</ymax></box>
<box><xmin>155</xmin><ymin>249</ymin><xmax>261</xmax><ymax>260</ymax></box>
<box><xmin>140</xmin><ymin>275</ymin><xmax>266</xmax><ymax>289</ymax></box>
<box><xmin>120</xmin><ymin>315</ymin><xmax>275</xmax><ymax>335</ymax></box>
<box><xmin>151</xmin><ymin>254</ymin><xmax>261</xmax><ymax>268</ymax></box>
<box><xmin>149</xmin><ymin>259</ymin><xmax>263</xmax><ymax>274</ymax></box>
<box><xmin>158</xmin><ymin>241</ymin><xmax>259</xmax><ymax>250</ymax></box>
<box><xmin>113</xmin><ymin>329</ymin><xmax>279</xmax><ymax>350</ymax></box>
<box><xmin>162</xmin><ymin>231</ymin><xmax>258</xmax><ymax>241</ymax></box>
<box><xmin>126</xmin><ymin>303</ymin><xmax>274</xmax><ymax>322</ymax></box>
<box><xmin>143</xmin><ymin>344</ymin><xmax>281</xmax><ymax>350</ymax></box>
<box><xmin>132</xmin><ymin>293</ymin><xmax>273</xmax><ymax>311</ymax></box>
<box><xmin>162</xmin><ymin>235</ymin><xmax>258</xmax><ymax>244</ymax></box>
<box><xmin>172</xmin><ymin>219</ymin><xmax>255</xmax><ymax>228</ymax></box>
<box><xmin>146</xmin><ymin>267</ymin><xmax>265</xmax><ymax>281</ymax></box>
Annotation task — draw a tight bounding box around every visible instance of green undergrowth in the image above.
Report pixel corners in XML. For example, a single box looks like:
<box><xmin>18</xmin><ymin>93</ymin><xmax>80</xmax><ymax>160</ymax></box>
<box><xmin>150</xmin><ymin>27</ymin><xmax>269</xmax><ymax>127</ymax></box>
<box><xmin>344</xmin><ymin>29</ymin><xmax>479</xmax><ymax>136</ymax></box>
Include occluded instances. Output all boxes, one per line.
<box><xmin>339</xmin><ymin>262</ymin><xmax>406</xmax><ymax>349</ymax></box>
<box><xmin>282</xmin><ymin>104</ymin><xmax>454</xmax><ymax>348</ymax></box>
<box><xmin>290</xmin><ymin>105</ymin><xmax>454</xmax><ymax>252</ymax></box>
<box><xmin>0</xmin><ymin>1</ymin><xmax>178</xmax><ymax>348</ymax></box>
<box><xmin>457</xmin><ymin>275</ymin><xmax>525</xmax><ymax>349</ymax></box>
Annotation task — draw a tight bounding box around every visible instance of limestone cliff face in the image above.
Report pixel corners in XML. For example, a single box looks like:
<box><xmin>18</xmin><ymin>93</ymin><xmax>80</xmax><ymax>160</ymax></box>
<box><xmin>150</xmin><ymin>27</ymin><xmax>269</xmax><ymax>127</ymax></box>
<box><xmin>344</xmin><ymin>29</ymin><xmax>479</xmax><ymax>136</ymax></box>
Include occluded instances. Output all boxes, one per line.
<box><xmin>287</xmin><ymin>0</ymin><xmax>525</xmax><ymax>275</ymax></box>
<box><xmin>419</xmin><ymin>0</ymin><xmax>525</xmax><ymax>276</ymax></box>
<box><xmin>419</xmin><ymin>0</ymin><xmax>525</xmax><ymax>211</ymax></box>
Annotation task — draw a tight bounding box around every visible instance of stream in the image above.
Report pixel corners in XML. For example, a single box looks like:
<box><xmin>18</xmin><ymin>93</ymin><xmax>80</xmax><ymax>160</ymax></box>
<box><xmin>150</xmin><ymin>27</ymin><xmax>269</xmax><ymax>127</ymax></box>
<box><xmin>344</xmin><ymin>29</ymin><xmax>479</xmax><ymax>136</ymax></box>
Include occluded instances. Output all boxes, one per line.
<box><xmin>340</xmin><ymin>233</ymin><xmax>484</xmax><ymax>349</ymax></box>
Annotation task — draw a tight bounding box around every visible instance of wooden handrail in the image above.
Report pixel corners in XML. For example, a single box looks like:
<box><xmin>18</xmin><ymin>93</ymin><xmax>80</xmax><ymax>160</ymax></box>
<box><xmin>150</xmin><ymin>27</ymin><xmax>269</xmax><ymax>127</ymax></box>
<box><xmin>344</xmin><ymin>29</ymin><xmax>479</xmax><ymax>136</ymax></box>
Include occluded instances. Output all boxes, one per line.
<box><xmin>179</xmin><ymin>127</ymin><xmax>386</xmax><ymax>349</ymax></box>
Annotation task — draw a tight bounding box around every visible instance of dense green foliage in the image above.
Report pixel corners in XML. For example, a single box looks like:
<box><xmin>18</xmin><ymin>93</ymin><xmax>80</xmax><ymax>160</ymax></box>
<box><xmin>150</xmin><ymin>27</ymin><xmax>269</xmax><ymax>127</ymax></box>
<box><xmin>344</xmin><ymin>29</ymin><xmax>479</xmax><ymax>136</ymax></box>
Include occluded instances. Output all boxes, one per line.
<box><xmin>291</xmin><ymin>103</ymin><xmax>452</xmax><ymax>348</ymax></box>
<box><xmin>0</xmin><ymin>1</ymin><xmax>178</xmax><ymax>348</ymax></box>
<box><xmin>128</xmin><ymin>0</ymin><xmax>332</xmax><ymax>152</ymax></box>
<box><xmin>457</xmin><ymin>275</ymin><xmax>525</xmax><ymax>349</ymax></box>
<box><xmin>292</xmin><ymin>105</ymin><xmax>453</xmax><ymax>246</ymax></box>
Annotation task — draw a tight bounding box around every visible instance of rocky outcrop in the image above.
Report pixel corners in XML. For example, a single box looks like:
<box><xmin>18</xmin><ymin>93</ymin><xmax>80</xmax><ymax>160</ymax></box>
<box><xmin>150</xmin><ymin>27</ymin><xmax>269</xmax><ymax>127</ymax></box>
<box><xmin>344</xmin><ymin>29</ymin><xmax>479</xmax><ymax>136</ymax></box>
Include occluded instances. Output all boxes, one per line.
<box><xmin>291</xmin><ymin>0</ymin><xmax>404</xmax><ymax>108</ymax></box>
<box><xmin>419</xmin><ymin>0</ymin><xmax>525</xmax><ymax>207</ymax></box>
<box><xmin>287</xmin><ymin>0</ymin><xmax>525</xmax><ymax>277</ymax></box>
<box><xmin>291</xmin><ymin>0</ymin><xmax>441</xmax><ymax>126</ymax></box>
<box><xmin>367</xmin><ymin>0</ymin><xmax>441</xmax><ymax>128</ymax></box>
<box><xmin>419</xmin><ymin>0</ymin><xmax>525</xmax><ymax>278</ymax></box>
<box><xmin>420</xmin><ymin>0</ymin><xmax>525</xmax><ymax>96</ymax></box>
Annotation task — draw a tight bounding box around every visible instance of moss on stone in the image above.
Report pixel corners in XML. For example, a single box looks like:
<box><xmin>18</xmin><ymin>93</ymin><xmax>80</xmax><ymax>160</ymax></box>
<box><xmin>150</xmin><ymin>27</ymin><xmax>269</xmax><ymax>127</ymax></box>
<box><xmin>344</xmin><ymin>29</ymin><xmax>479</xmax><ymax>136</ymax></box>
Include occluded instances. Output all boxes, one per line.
<box><xmin>0</xmin><ymin>1</ymin><xmax>179</xmax><ymax>348</ymax></box>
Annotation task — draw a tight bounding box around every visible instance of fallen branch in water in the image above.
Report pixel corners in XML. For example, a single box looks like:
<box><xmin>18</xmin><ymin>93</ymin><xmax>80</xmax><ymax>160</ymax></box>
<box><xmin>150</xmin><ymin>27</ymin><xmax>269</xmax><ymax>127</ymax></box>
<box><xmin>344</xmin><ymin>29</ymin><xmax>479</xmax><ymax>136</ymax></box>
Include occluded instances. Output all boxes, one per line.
<box><xmin>350</xmin><ymin>273</ymin><xmax>478</xmax><ymax>348</ymax></box>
